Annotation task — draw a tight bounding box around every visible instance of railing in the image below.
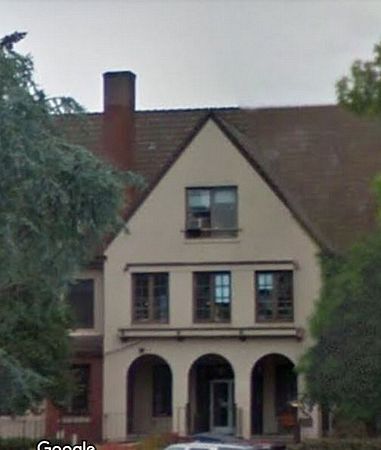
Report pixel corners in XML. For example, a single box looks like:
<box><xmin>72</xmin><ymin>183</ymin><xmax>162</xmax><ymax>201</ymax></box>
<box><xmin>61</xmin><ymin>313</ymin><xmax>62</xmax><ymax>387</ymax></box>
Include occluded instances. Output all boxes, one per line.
<box><xmin>0</xmin><ymin>416</ymin><xmax>45</xmax><ymax>439</ymax></box>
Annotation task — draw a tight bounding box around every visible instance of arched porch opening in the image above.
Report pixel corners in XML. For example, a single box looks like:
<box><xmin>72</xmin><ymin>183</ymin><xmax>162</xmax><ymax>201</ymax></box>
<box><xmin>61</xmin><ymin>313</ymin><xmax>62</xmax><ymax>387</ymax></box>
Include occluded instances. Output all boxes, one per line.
<box><xmin>188</xmin><ymin>353</ymin><xmax>235</xmax><ymax>435</ymax></box>
<box><xmin>251</xmin><ymin>353</ymin><xmax>297</xmax><ymax>436</ymax></box>
<box><xmin>127</xmin><ymin>354</ymin><xmax>172</xmax><ymax>436</ymax></box>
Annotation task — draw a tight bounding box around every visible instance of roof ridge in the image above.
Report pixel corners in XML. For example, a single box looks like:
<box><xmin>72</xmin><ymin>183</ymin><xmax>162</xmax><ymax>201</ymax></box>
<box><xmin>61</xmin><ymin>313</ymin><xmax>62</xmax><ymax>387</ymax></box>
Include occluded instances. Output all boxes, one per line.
<box><xmin>136</xmin><ymin>106</ymin><xmax>239</xmax><ymax>114</ymax></box>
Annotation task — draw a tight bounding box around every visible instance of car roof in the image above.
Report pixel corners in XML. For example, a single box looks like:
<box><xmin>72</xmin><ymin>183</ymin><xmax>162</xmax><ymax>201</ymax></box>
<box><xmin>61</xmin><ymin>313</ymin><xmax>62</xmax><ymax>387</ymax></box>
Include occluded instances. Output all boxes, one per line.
<box><xmin>167</xmin><ymin>443</ymin><xmax>253</xmax><ymax>450</ymax></box>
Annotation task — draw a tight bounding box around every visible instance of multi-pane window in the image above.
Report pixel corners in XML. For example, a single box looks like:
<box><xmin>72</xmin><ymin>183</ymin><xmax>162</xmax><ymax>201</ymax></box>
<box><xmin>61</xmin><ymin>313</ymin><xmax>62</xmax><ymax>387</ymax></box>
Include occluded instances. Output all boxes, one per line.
<box><xmin>186</xmin><ymin>187</ymin><xmax>238</xmax><ymax>238</ymax></box>
<box><xmin>194</xmin><ymin>272</ymin><xmax>231</xmax><ymax>322</ymax></box>
<box><xmin>66</xmin><ymin>364</ymin><xmax>91</xmax><ymax>415</ymax></box>
<box><xmin>256</xmin><ymin>271</ymin><xmax>293</xmax><ymax>321</ymax></box>
<box><xmin>152</xmin><ymin>364</ymin><xmax>172</xmax><ymax>416</ymax></box>
<box><xmin>68</xmin><ymin>279</ymin><xmax>94</xmax><ymax>329</ymax></box>
<box><xmin>132</xmin><ymin>273</ymin><xmax>169</xmax><ymax>323</ymax></box>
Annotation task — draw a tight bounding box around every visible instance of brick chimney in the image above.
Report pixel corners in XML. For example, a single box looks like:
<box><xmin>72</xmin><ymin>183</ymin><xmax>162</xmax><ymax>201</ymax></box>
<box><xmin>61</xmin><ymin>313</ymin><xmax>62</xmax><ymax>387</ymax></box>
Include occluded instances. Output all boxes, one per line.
<box><xmin>102</xmin><ymin>71</ymin><xmax>136</xmax><ymax>171</ymax></box>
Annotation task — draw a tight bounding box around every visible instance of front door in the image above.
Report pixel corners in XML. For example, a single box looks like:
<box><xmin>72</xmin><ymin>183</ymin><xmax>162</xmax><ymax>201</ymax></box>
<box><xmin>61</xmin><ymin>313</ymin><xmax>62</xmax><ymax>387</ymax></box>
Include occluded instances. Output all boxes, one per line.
<box><xmin>210</xmin><ymin>379</ymin><xmax>234</xmax><ymax>434</ymax></box>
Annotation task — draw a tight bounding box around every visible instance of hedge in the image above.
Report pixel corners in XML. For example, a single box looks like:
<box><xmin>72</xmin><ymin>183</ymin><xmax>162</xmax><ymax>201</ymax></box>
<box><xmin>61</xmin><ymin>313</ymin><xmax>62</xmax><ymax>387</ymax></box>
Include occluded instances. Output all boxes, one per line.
<box><xmin>0</xmin><ymin>437</ymin><xmax>68</xmax><ymax>450</ymax></box>
<box><xmin>288</xmin><ymin>438</ymin><xmax>381</xmax><ymax>450</ymax></box>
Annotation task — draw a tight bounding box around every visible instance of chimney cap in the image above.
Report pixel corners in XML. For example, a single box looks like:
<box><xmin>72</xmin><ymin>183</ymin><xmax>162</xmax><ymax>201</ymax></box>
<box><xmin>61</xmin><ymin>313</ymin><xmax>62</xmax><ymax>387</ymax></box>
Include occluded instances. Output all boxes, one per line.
<box><xmin>103</xmin><ymin>70</ymin><xmax>136</xmax><ymax>79</ymax></box>
<box><xmin>103</xmin><ymin>70</ymin><xmax>136</xmax><ymax>110</ymax></box>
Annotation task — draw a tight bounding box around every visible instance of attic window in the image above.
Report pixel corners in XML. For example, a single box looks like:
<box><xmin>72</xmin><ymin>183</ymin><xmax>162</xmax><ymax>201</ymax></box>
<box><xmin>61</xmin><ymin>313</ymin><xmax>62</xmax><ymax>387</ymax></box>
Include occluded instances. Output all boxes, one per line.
<box><xmin>186</xmin><ymin>186</ymin><xmax>238</xmax><ymax>238</ymax></box>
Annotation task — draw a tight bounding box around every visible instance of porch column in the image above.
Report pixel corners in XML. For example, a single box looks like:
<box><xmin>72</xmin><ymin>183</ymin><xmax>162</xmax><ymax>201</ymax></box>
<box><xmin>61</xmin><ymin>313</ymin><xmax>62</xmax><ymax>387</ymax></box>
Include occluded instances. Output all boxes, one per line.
<box><xmin>103</xmin><ymin>359</ymin><xmax>127</xmax><ymax>441</ymax></box>
<box><xmin>234</xmin><ymin>367</ymin><xmax>252</xmax><ymax>439</ymax></box>
<box><xmin>171</xmin><ymin>362</ymin><xmax>189</xmax><ymax>436</ymax></box>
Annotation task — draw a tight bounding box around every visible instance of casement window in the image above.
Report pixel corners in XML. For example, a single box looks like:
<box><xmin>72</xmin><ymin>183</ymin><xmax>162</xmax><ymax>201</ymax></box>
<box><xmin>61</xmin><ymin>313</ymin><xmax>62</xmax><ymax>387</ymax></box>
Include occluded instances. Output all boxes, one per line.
<box><xmin>68</xmin><ymin>279</ymin><xmax>94</xmax><ymax>329</ymax></box>
<box><xmin>132</xmin><ymin>273</ymin><xmax>169</xmax><ymax>323</ymax></box>
<box><xmin>152</xmin><ymin>364</ymin><xmax>172</xmax><ymax>416</ymax></box>
<box><xmin>186</xmin><ymin>186</ymin><xmax>238</xmax><ymax>238</ymax></box>
<box><xmin>66</xmin><ymin>364</ymin><xmax>91</xmax><ymax>415</ymax></box>
<box><xmin>256</xmin><ymin>271</ymin><xmax>293</xmax><ymax>322</ymax></box>
<box><xmin>194</xmin><ymin>272</ymin><xmax>231</xmax><ymax>322</ymax></box>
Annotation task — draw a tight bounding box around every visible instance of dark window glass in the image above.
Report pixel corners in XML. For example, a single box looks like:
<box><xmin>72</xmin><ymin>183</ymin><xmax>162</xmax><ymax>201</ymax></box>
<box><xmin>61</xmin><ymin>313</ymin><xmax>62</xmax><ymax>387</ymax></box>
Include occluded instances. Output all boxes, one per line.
<box><xmin>66</xmin><ymin>364</ymin><xmax>90</xmax><ymax>415</ymax></box>
<box><xmin>186</xmin><ymin>187</ymin><xmax>237</xmax><ymax>238</ymax></box>
<box><xmin>152</xmin><ymin>364</ymin><xmax>172</xmax><ymax>416</ymax></box>
<box><xmin>68</xmin><ymin>279</ymin><xmax>94</xmax><ymax>329</ymax></box>
<box><xmin>256</xmin><ymin>271</ymin><xmax>293</xmax><ymax>322</ymax></box>
<box><xmin>132</xmin><ymin>273</ymin><xmax>169</xmax><ymax>323</ymax></box>
<box><xmin>194</xmin><ymin>272</ymin><xmax>231</xmax><ymax>322</ymax></box>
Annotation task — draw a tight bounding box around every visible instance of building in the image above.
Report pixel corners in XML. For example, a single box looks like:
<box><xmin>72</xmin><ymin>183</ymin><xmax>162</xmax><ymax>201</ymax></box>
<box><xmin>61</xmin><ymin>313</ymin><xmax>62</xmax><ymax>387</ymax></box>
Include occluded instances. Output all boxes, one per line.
<box><xmin>46</xmin><ymin>71</ymin><xmax>381</xmax><ymax>443</ymax></box>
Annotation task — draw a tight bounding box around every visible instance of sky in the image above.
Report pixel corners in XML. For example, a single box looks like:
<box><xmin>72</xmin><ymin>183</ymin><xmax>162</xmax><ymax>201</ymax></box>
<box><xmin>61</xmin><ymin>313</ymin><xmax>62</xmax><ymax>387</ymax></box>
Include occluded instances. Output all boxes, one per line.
<box><xmin>2</xmin><ymin>0</ymin><xmax>381</xmax><ymax>112</ymax></box>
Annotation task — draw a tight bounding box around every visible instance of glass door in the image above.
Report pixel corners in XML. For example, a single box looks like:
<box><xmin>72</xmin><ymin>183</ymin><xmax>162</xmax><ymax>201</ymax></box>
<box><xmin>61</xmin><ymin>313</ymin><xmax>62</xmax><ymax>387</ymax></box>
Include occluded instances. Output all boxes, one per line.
<box><xmin>210</xmin><ymin>379</ymin><xmax>234</xmax><ymax>434</ymax></box>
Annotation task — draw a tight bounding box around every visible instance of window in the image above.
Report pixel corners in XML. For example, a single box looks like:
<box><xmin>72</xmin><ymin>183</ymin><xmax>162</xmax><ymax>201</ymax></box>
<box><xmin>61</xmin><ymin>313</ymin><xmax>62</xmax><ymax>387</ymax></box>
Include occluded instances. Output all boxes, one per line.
<box><xmin>65</xmin><ymin>364</ymin><xmax>91</xmax><ymax>415</ymax></box>
<box><xmin>132</xmin><ymin>273</ymin><xmax>169</xmax><ymax>323</ymax></box>
<box><xmin>68</xmin><ymin>279</ymin><xmax>94</xmax><ymax>329</ymax></box>
<box><xmin>194</xmin><ymin>272</ymin><xmax>231</xmax><ymax>322</ymax></box>
<box><xmin>152</xmin><ymin>364</ymin><xmax>172</xmax><ymax>416</ymax></box>
<box><xmin>186</xmin><ymin>186</ymin><xmax>237</xmax><ymax>238</ymax></box>
<box><xmin>256</xmin><ymin>271</ymin><xmax>293</xmax><ymax>321</ymax></box>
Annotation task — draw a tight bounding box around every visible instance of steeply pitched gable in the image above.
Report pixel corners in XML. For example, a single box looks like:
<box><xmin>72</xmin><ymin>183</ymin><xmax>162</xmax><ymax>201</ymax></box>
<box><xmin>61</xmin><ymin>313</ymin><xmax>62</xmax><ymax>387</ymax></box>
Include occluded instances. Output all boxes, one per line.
<box><xmin>60</xmin><ymin>105</ymin><xmax>381</xmax><ymax>254</ymax></box>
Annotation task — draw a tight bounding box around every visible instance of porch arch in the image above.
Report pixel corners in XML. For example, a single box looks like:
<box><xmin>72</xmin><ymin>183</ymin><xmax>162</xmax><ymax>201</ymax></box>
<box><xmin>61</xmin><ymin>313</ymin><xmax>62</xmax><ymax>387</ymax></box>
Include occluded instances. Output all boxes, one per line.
<box><xmin>251</xmin><ymin>353</ymin><xmax>297</xmax><ymax>435</ymax></box>
<box><xmin>188</xmin><ymin>353</ymin><xmax>235</xmax><ymax>435</ymax></box>
<box><xmin>127</xmin><ymin>353</ymin><xmax>172</xmax><ymax>435</ymax></box>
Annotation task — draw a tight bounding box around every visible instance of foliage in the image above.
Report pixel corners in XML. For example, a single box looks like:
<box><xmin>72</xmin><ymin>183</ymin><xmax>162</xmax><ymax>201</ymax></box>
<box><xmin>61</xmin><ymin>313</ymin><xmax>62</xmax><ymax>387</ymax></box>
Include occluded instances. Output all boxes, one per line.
<box><xmin>288</xmin><ymin>438</ymin><xmax>381</xmax><ymax>450</ymax></box>
<box><xmin>0</xmin><ymin>437</ymin><xmax>67</xmax><ymax>450</ymax></box>
<box><xmin>299</xmin><ymin>233</ymin><xmax>381</xmax><ymax>431</ymax></box>
<box><xmin>336</xmin><ymin>41</ymin><xmax>381</xmax><ymax>116</ymax></box>
<box><xmin>0</xmin><ymin>33</ymin><xmax>127</xmax><ymax>413</ymax></box>
<box><xmin>300</xmin><ymin>39</ymin><xmax>381</xmax><ymax>434</ymax></box>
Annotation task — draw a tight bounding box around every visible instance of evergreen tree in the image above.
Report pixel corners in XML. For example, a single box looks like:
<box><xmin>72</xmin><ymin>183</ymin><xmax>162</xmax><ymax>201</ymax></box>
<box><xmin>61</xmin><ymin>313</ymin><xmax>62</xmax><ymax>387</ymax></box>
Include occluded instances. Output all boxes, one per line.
<box><xmin>0</xmin><ymin>33</ymin><xmax>126</xmax><ymax>413</ymax></box>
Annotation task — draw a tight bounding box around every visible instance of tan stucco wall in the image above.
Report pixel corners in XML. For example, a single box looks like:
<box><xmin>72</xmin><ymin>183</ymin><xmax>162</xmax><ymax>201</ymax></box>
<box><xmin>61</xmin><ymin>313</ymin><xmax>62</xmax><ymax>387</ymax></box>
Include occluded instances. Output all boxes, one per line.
<box><xmin>103</xmin><ymin>119</ymin><xmax>321</xmax><ymax>439</ymax></box>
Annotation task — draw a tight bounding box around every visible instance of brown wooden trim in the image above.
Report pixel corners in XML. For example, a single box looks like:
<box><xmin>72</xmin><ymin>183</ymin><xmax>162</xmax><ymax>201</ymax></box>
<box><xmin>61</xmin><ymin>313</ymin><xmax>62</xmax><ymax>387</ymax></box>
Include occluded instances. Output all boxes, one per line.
<box><xmin>185</xmin><ymin>185</ymin><xmax>238</xmax><ymax>239</ymax></box>
<box><xmin>193</xmin><ymin>271</ymin><xmax>232</xmax><ymax>323</ymax></box>
<box><xmin>119</xmin><ymin>326</ymin><xmax>303</xmax><ymax>341</ymax></box>
<box><xmin>122</xmin><ymin>326</ymin><xmax>298</xmax><ymax>332</ymax></box>
<box><xmin>131</xmin><ymin>272</ymin><xmax>170</xmax><ymax>324</ymax></box>
<box><xmin>255</xmin><ymin>270</ymin><xmax>294</xmax><ymax>323</ymax></box>
<box><xmin>125</xmin><ymin>260</ymin><xmax>296</xmax><ymax>271</ymax></box>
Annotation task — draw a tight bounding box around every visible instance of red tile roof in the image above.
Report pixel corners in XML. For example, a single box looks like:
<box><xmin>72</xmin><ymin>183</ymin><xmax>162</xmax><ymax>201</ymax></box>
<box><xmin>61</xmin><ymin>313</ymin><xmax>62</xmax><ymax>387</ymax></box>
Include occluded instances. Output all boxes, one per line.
<box><xmin>59</xmin><ymin>105</ymin><xmax>381</xmax><ymax>254</ymax></box>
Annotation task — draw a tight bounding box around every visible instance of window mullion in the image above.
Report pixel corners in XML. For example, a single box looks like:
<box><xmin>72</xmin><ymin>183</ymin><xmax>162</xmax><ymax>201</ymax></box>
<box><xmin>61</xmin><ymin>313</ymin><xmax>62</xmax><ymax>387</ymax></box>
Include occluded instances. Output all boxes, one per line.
<box><xmin>149</xmin><ymin>275</ymin><xmax>154</xmax><ymax>321</ymax></box>
<box><xmin>274</xmin><ymin>272</ymin><xmax>279</xmax><ymax>320</ymax></box>
<box><xmin>210</xmin><ymin>273</ymin><xmax>215</xmax><ymax>321</ymax></box>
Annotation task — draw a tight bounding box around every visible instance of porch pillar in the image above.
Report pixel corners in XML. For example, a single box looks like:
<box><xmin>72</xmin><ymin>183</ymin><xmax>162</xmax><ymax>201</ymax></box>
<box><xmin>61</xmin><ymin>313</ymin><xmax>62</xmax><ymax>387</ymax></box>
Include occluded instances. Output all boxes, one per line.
<box><xmin>103</xmin><ymin>360</ymin><xmax>127</xmax><ymax>441</ymax></box>
<box><xmin>171</xmin><ymin>362</ymin><xmax>189</xmax><ymax>436</ymax></box>
<box><xmin>234</xmin><ymin>367</ymin><xmax>252</xmax><ymax>439</ymax></box>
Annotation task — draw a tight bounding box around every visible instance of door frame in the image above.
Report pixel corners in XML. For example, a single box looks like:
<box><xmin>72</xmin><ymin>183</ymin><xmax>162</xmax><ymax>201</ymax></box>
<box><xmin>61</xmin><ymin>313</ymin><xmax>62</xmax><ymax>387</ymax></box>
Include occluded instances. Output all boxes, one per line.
<box><xmin>209</xmin><ymin>379</ymin><xmax>234</xmax><ymax>434</ymax></box>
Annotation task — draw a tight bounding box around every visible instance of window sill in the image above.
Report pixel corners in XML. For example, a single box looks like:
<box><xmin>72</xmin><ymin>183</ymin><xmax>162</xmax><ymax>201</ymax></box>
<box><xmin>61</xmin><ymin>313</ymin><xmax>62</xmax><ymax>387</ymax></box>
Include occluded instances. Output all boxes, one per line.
<box><xmin>256</xmin><ymin>319</ymin><xmax>294</xmax><ymax>324</ymax></box>
<box><xmin>131</xmin><ymin>321</ymin><xmax>169</xmax><ymax>326</ymax></box>
<box><xmin>69</xmin><ymin>329</ymin><xmax>101</xmax><ymax>336</ymax></box>
<box><xmin>184</xmin><ymin>238</ymin><xmax>240</xmax><ymax>245</ymax></box>
<box><xmin>61</xmin><ymin>416</ymin><xmax>91</xmax><ymax>424</ymax></box>
<box><xmin>119</xmin><ymin>326</ymin><xmax>304</xmax><ymax>340</ymax></box>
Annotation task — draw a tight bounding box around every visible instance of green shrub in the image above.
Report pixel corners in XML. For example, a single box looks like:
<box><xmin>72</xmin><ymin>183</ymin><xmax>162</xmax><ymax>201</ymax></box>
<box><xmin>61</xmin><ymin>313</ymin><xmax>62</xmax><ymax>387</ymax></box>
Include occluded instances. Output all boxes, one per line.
<box><xmin>0</xmin><ymin>436</ymin><xmax>67</xmax><ymax>450</ymax></box>
<box><xmin>288</xmin><ymin>438</ymin><xmax>381</xmax><ymax>450</ymax></box>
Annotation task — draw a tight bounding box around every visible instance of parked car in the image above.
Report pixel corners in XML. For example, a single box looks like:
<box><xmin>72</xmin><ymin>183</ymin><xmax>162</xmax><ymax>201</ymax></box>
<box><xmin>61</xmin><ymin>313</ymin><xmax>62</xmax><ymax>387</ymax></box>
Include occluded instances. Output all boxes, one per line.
<box><xmin>164</xmin><ymin>438</ymin><xmax>286</xmax><ymax>450</ymax></box>
<box><xmin>191</xmin><ymin>433</ymin><xmax>286</xmax><ymax>450</ymax></box>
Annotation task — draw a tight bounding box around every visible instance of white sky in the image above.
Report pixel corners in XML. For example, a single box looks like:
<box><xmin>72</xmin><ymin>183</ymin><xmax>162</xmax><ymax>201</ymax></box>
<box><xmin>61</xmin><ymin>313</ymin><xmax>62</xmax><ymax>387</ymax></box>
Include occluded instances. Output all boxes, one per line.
<box><xmin>2</xmin><ymin>0</ymin><xmax>381</xmax><ymax>111</ymax></box>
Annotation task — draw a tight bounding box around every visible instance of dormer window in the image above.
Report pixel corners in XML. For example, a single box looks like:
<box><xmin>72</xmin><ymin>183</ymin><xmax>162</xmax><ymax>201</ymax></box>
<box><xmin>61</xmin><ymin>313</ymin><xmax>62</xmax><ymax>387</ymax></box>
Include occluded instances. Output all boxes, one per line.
<box><xmin>186</xmin><ymin>186</ymin><xmax>238</xmax><ymax>238</ymax></box>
